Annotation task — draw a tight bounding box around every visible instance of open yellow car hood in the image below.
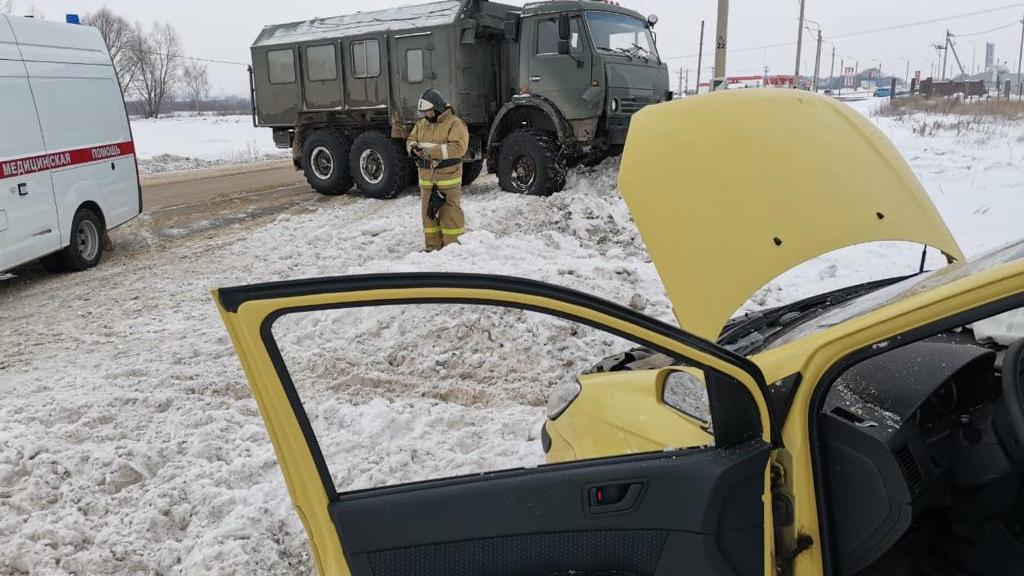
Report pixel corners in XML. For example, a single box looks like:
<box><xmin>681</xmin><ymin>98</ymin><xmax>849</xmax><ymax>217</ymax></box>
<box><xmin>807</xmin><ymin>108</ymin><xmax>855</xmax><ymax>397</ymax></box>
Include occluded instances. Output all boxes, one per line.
<box><xmin>618</xmin><ymin>90</ymin><xmax>964</xmax><ymax>340</ymax></box>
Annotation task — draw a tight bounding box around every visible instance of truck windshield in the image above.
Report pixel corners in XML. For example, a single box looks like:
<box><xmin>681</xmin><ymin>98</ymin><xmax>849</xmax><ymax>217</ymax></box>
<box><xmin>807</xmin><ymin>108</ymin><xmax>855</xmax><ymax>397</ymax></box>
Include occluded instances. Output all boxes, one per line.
<box><xmin>586</xmin><ymin>11</ymin><xmax>659</xmax><ymax>62</ymax></box>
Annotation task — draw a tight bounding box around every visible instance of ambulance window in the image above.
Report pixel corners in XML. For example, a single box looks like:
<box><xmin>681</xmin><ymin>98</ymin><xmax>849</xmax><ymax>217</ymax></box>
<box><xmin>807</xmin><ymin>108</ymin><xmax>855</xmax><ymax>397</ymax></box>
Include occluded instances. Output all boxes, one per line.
<box><xmin>30</xmin><ymin>76</ymin><xmax>128</xmax><ymax>149</ymax></box>
<box><xmin>306</xmin><ymin>45</ymin><xmax>337</xmax><ymax>82</ymax></box>
<box><xmin>407</xmin><ymin>49</ymin><xmax>424</xmax><ymax>83</ymax></box>
<box><xmin>268</xmin><ymin>49</ymin><xmax>296</xmax><ymax>84</ymax></box>
<box><xmin>0</xmin><ymin>76</ymin><xmax>44</xmax><ymax>157</ymax></box>
<box><xmin>352</xmin><ymin>39</ymin><xmax>380</xmax><ymax>78</ymax></box>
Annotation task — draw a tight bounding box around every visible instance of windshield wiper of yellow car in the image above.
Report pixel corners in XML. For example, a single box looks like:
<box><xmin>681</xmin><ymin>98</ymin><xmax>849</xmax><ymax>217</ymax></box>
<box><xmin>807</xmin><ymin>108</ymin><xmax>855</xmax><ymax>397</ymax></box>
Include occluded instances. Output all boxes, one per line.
<box><xmin>719</xmin><ymin>274</ymin><xmax>920</xmax><ymax>355</ymax></box>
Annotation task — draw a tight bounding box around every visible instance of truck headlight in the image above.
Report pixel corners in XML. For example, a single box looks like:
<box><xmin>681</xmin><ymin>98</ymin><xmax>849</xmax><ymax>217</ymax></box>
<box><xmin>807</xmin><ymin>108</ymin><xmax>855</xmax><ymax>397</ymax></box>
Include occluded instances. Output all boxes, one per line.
<box><xmin>611</xmin><ymin>98</ymin><xmax>619</xmax><ymax>112</ymax></box>
<box><xmin>547</xmin><ymin>379</ymin><xmax>582</xmax><ymax>420</ymax></box>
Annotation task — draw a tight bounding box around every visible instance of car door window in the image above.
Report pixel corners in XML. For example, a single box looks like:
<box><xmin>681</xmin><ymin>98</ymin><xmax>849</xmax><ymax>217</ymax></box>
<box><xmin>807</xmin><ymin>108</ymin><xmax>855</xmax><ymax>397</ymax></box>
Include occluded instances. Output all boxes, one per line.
<box><xmin>305</xmin><ymin>44</ymin><xmax>337</xmax><ymax>82</ymax></box>
<box><xmin>406</xmin><ymin>49</ymin><xmax>424</xmax><ymax>83</ymax></box>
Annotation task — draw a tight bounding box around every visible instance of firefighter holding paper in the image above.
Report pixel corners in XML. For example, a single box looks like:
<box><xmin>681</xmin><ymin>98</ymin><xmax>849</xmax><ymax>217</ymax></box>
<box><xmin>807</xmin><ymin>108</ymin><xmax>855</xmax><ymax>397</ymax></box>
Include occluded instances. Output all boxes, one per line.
<box><xmin>407</xmin><ymin>89</ymin><xmax>469</xmax><ymax>251</ymax></box>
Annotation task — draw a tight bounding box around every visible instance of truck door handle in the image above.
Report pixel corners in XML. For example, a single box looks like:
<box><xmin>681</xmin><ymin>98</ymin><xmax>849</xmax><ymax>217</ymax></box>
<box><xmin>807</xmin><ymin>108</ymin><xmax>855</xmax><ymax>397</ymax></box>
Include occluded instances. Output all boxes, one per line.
<box><xmin>530</xmin><ymin>76</ymin><xmax>542</xmax><ymax>82</ymax></box>
<box><xmin>587</xmin><ymin>482</ymin><xmax>644</xmax><ymax>514</ymax></box>
<box><xmin>16</xmin><ymin>183</ymin><xmax>28</xmax><ymax>196</ymax></box>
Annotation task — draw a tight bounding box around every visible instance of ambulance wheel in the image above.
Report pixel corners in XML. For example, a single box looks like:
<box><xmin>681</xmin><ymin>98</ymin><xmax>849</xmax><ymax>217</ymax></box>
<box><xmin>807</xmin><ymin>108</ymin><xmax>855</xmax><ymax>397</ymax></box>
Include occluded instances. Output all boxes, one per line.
<box><xmin>461</xmin><ymin>160</ymin><xmax>484</xmax><ymax>187</ymax></box>
<box><xmin>497</xmin><ymin>129</ymin><xmax>566</xmax><ymax>196</ymax></box>
<box><xmin>302</xmin><ymin>128</ymin><xmax>354</xmax><ymax>195</ymax></box>
<box><xmin>51</xmin><ymin>207</ymin><xmax>104</xmax><ymax>272</ymax></box>
<box><xmin>350</xmin><ymin>131</ymin><xmax>411</xmax><ymax>200</ymax></box>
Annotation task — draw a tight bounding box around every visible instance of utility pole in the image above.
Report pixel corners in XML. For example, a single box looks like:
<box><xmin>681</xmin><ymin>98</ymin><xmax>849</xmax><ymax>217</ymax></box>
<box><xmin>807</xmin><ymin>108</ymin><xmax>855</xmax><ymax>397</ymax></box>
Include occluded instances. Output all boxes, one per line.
<box><xmin>711</xmin><ymin>0</ymin><xmax>729</xmax><ymax>91</ymax></box>
<box><xmin>839</xmin><ymin>58</ymin><xmax>844</xmax><ymax>95</ymax></box>
<box><xmin>942</xmin><ymin>29</ymin><xmax>951</xmax><ymax>80</ymax></box>
<box><xmin>794</xmin><ymin>0</ymin><xmax>806</xmax><ymax>88</ymax></box>
<box><xmin>829</xmin><ymin>46</ymin><xmax>836</xmax><ymax>91</ymax></box>
<box><xmin>764</xmin><ymin>65</ymin><xmax>769</xmax><ymax>87</ymax></box>
<box><xmin>685</xmin><ymin>68</ymin><xmax>690</xmax><ymax>96</ymax></box>
<box><xmin>695</xmin><ymin>20</ymin><xmax>705</xmax><ymax>94</ymax></box>
<box><xmin>678</xmin><ymin>67</ymin><xmax>684</xmax><ymax>96</ymax></box>
<box><xmin>1017</xmin><ymin>10</ymin><xmax>1024</xmax><ymax>99</ymax></box>
<box><xmin>812</xmin><ymin>28</ymin><xmax>822</xmax><ymax>91</ymax></box>
<box><xmin>905</xmin><ymin>60</ymin><xmax>910</xmax><ymax>86</ymax></box>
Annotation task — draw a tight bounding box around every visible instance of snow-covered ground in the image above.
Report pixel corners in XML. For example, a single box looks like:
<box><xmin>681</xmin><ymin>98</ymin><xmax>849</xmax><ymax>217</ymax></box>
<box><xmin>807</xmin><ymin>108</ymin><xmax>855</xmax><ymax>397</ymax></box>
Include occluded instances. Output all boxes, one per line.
<box><xmin>130</xmin><ymin>114</ymin><xmax>287</xmax><ymax>174</ymax></box>
<box><xmin>1</xmin><ymin>97</ymin><xmax>1023</xmax><ymax>575</ymax></box>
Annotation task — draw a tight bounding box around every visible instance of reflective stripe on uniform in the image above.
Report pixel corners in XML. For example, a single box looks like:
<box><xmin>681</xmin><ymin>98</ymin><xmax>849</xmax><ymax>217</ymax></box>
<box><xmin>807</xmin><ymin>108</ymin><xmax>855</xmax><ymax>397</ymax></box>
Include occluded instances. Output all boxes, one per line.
<box><xmin>441</xmin><ymin>227</ymin><xmax>464</xmax><ymax>236</ymax></box>
<box><xmin>441</xmin><ymin>144</ymin><xmax>449</xmax><ymax>159</ymax></box>
<box><xmin>419</xmin><ymin>177</ymin><xmax>462</xmax><ymax>188</ymax></box>
<box><xmin>423</xmin><ymin>226</ymin><xmax>442</xmax><ymax>233</ymax></box>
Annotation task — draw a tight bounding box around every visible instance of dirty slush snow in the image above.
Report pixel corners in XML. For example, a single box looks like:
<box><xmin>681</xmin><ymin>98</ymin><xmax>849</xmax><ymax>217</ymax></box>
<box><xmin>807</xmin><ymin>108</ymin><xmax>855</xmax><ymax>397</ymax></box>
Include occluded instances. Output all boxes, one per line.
<box><xmin>2</xmin><ymin>99</ymin><xmax>1024</xmax><ymax>575</ymax></box>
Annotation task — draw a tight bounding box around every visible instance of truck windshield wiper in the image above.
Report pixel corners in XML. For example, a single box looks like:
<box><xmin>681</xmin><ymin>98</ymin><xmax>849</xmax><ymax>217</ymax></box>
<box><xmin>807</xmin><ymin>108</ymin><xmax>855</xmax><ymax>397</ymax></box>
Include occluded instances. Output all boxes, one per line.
<box><xmin>597</xmin><ymin>46</ymin><xmax>634</xmax><ymax>60</ymax></box>
<box><xmin>630</xmin><ymin>43</ymin><xmax>651</xmax><ymax>62</ymax></box>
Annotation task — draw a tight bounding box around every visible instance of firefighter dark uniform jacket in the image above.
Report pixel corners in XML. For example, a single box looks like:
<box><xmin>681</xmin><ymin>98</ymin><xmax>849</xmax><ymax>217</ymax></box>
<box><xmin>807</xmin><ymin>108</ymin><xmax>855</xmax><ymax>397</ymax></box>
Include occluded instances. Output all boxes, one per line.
<box><xmin>407</xmin><ymin>107</ymin><xmax>470</xmax><ymax>249</ymax></box>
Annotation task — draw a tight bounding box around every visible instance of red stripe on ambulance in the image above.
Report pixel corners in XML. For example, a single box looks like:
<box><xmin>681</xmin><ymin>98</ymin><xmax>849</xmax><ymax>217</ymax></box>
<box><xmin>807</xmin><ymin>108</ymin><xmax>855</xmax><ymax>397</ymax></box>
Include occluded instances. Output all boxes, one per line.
<box><xmin>0</xmin><ymin>140</ymin><xmax>136</xmax><ymax>179</ymax></box>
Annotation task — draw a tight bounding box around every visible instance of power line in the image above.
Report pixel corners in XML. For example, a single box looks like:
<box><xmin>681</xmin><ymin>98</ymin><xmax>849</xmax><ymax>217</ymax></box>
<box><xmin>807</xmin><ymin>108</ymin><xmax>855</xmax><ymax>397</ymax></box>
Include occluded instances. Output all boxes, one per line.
<box><xmin>140</xmin><ymin>50</ymin><xmax>248</xmax><ymax>67</ymax></box>
<box><xmin>952</xmin><ymin>21</ymin><xmax>1020</xmax><ymax>37</ymax></box>
<box><xmin>664</xmin><ymin>2</ymin><xmax>1024</xmax><ymax>60</ymax></box>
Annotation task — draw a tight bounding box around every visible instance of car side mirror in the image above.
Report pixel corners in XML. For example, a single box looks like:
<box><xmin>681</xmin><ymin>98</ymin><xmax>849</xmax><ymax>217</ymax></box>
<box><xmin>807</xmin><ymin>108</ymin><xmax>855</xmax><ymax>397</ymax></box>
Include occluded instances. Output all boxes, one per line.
<box><xmin>557</xmin><ymin>14</ymin><xmax>571</xmax><ymax>54</ymax></box>
<box><xmin>661</xmin><ymin>368</ymin><xmax>712</xmax><ymax>428</ymax></box>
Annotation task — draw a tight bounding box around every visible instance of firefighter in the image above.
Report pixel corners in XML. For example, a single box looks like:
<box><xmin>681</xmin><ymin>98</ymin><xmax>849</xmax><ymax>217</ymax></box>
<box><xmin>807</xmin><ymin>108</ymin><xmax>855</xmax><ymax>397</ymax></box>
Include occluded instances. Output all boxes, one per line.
<box><xmin>407</xmin><ymin>89</ymin><xmax>469</xmax><ymax>251</ymax></box>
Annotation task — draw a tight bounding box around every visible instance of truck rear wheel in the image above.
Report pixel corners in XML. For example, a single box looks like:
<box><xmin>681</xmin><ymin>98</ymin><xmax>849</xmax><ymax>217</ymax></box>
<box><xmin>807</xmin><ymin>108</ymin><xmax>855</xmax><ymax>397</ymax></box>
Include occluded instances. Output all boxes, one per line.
<box><xmin>497</xmin><ymin>129</ymin><xmax>566</xmax><ymax>196</ymax></box>
<box><xmin>350</xmin><ymin>131</ymin><xmax>411</xmax><ymax>199</ymax></box>
<box><xmin>302</xmin><ymin>128</ymin><xmax>354</xmax><ymax>195</ymax></box>
<box><xmin>462</xmin><ymin>160</ymin><xmax>484</xmax><ymax>187</ymax></box>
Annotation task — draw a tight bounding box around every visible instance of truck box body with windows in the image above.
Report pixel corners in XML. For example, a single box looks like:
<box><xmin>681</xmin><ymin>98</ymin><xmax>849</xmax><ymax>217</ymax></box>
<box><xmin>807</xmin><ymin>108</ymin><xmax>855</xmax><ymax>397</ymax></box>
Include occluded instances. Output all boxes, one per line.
<box><xmin>0</xmin><ymin>15</ymin><xmax>141</xmax><ymax>274</ymax></box>
<box><xmin>250</xmin><ymin>0</ymin><xmax>670</xmax><ymax>198</ymax></box>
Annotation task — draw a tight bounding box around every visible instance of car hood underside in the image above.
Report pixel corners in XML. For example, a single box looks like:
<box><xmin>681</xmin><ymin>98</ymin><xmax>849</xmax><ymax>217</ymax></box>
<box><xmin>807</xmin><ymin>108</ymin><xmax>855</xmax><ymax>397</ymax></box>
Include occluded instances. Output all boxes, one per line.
<box><xmin>617</xmin><ymin>89</ymin><xmax>965</xmax><ymax>341</ymax></box>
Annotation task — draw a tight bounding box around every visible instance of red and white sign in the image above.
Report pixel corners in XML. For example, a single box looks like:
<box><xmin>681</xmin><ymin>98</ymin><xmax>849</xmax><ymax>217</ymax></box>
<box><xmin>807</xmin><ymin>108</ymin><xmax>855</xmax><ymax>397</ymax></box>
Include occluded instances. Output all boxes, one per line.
<box><xmin>1</xmin><ymin>140</ymin><xmax>135</xmax><ymax>180</ymax></box>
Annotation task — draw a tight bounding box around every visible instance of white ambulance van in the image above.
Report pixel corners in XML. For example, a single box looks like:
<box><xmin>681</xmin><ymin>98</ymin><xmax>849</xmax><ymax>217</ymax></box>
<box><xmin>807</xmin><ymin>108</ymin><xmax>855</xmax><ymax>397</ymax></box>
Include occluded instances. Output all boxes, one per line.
<box><xmin>0</xmin><ymin>15</ymin><xmax>141</xmax><ymax>274</ymax></box>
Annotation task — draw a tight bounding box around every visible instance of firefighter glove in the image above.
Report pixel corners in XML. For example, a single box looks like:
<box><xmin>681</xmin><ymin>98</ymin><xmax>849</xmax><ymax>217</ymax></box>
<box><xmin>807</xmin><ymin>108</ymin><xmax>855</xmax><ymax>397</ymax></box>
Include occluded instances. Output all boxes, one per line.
<box><xmin>427</xmin><ymin>185</ymin><xmax>447</xmax><ymax>222</ymax></box>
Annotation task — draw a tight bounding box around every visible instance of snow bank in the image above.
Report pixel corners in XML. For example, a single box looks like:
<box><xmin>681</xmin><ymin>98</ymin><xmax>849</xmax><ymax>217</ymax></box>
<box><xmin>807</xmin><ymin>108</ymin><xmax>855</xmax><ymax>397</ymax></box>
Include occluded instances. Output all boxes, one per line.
<box><xmin>2</xmin><ymin>100</ymin><xmax>1024</xmax><ymax>575</ymax></box>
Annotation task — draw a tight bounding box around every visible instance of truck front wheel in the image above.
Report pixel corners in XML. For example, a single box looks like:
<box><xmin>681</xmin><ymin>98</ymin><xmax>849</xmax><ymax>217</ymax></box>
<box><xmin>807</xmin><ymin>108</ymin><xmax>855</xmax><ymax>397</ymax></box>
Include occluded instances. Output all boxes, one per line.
<box><xmin>302</xmin><ymin>128</ymin><xmax>354</xmax><ymax>195</ymax></box>
<box><xmin>350</xmin><ymin>131</ymin><xmax>411</xmax><ymax>199</ymax></box>
<box><xmin>497</xmin><ymin>129</ymin><xmax>566</xmax><ymax>196</ymax></box>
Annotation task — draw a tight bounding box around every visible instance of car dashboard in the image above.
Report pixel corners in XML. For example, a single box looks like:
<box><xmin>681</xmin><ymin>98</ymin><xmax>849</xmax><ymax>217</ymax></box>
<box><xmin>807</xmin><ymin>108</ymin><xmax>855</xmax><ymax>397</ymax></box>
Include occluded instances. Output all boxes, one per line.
<box><xmin>820</xmin><ymin>336</ymin><xmax>1014</xmax><ymax>574</ymax></box>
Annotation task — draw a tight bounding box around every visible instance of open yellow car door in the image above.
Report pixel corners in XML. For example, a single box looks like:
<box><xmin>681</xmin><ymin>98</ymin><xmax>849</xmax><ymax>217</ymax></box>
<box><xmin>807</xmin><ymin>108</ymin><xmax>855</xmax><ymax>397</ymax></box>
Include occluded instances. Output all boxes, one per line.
<box><xmin>619</xmin><ymin>90</ymin><xmax>965</xmax><ymax>341</ymax></box>
<box><xmin>215</xmin><ymin>274</ymin><xmax>778</xmax><ymax>576</ymax></box>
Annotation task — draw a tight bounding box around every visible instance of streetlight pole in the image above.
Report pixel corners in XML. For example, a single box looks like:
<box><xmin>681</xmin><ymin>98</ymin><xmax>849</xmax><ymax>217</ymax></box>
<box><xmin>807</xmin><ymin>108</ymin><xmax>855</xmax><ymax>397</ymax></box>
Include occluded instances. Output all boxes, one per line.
<box><xmin>711</xmin><ymin>0</ymin><xmax>729</xmax><ymax>91</ymax></box>
<box><xmin>794</xmin><ymin>0</ymin><xmax>806</xmax><ymax>88</ymax></box>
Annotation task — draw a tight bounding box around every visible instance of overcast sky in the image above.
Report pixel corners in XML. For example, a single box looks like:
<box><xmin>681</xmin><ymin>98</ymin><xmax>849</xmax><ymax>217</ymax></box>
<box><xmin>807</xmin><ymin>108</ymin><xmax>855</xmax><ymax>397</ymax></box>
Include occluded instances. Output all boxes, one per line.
<box><xmin>13</xmin><ymin>0</ymin><xmax>1024</xmax><ymax>95</ymax></box>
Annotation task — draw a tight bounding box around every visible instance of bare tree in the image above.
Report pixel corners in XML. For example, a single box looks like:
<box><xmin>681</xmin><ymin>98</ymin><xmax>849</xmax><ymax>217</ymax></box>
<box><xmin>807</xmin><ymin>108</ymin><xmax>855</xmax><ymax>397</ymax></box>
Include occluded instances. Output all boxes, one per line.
<box><xmin>82</xmin><ymin>7</ymin><xmax>139</xmax><ymax>93</ymax></box>
<box><xmin>0</xmin><ymin>0</ymin><xmax>15</xmax><ymax>14</ymax></box>
<box><xmin>180</xmin><ymin>59</ymin><xmax>209</xmax><ymax>115</ymax></box>
<box><xmin>130</xmin><ymin>21</ymin><xmax>181</xmax><ymax>118</ymax></box>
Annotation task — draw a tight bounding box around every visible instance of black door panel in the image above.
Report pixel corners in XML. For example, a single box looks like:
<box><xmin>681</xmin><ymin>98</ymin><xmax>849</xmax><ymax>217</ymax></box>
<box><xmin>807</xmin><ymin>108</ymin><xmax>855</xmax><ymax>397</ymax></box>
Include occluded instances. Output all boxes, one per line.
<box><xmin>331</xmin><ymin>441</ymin><xmax>769</xmax><ymax>576</ymax></box>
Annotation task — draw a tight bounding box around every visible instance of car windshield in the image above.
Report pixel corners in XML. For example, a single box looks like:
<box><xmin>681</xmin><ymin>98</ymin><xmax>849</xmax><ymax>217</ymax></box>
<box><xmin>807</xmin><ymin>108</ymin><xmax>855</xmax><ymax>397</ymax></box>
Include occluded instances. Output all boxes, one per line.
<box><xmin>764</xmin><ymin>240</ymin><xmax>1024</xmax><ymax>351</ymax></box>
<box><xmin>585</xmin><ymin>11</ymin><xmax>659</xmax><ymax>61</ymax></box>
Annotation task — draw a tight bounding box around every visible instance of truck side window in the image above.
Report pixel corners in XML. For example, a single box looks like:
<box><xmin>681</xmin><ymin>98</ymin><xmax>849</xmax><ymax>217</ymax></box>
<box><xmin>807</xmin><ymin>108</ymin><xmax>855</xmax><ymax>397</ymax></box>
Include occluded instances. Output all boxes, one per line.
<box><xmin>306</xmin><ymin>44</ymin><xmax>337</xmax><ymax>82</ymax></box>
<box><xmin>352</xmin><ymin>39</ymin><xmax>381</xmax><ymax>78</ymax></box>
<box><xmin>268</xmin><ymin>49</ymin><xmax>296</xmax><ymax>84</ymax></box>
<box><xmin>407</xmin><ymin>49</ymin><xmax>424</xmax><ymax>83</ymax></box>
<box><xmin>536</xmin><ymin>18</ymin><xmax>582</xmax><ymax>55</ymax></box>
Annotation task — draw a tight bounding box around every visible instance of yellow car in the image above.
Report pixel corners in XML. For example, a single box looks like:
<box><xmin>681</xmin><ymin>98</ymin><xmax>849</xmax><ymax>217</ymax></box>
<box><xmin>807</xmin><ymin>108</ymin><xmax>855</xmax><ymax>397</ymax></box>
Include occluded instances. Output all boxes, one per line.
<box><xmin>216</xmin><ymin>90</ymin><xmax>1024</xmax><ymax>576</ymax></box>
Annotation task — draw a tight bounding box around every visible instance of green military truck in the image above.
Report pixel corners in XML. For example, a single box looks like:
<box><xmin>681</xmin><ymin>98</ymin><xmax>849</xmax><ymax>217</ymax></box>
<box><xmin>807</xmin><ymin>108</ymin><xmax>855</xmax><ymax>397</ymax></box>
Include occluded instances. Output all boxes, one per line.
<box><xmin>250</xmin><ymin>0</ymin><xmax>670</xmax><ymax>198</ymax></box>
